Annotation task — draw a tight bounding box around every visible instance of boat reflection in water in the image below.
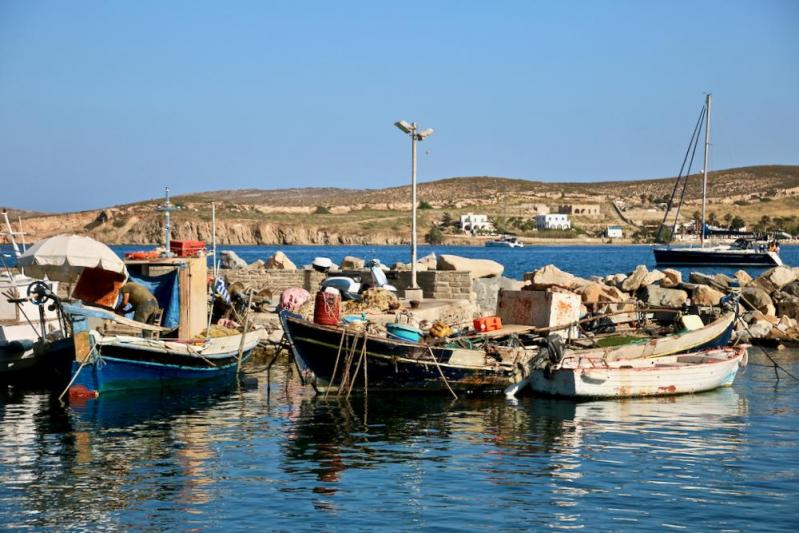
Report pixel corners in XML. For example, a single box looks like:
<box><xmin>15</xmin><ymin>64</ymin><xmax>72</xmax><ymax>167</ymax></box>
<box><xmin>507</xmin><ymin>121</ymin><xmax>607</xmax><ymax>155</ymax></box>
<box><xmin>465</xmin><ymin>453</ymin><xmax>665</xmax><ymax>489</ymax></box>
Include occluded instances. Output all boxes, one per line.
<box><xmin>0</xmin><ymin>378</ymin><xmax>255</xmax><ymax>530</ymax></box>
<box><xmin>281</xmin><ymin>387</ymin><xmax>748</xmax><ymax>528</ymax></box>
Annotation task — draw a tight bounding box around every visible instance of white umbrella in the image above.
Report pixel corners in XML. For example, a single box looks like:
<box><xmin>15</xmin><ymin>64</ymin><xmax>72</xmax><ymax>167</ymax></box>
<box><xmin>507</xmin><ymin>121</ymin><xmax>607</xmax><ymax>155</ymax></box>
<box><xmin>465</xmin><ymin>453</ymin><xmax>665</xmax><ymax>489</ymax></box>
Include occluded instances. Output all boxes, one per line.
<box><xmin>18</xmin><ymin>234</ymin><xmax>128</xmax><ymax>282</ymax></box>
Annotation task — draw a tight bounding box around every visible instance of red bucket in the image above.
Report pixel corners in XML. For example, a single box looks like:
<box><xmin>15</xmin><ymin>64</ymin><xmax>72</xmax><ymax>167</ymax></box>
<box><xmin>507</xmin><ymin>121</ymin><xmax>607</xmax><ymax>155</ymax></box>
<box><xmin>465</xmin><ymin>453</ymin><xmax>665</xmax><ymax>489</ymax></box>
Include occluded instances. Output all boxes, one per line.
<box><xmin>313</xmin><ymin>290</ymin><xmax>341</xmax><ymax>326</ymax></box>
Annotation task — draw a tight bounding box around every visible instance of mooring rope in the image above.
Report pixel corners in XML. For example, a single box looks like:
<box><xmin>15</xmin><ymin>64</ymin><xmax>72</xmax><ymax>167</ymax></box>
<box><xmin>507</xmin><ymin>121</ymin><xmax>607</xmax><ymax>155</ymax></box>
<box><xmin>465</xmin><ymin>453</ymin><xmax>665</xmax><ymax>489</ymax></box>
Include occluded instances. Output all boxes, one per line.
<box><xmin>426</xmin><ymin>345</ymin><xmax>458</xmax><ymax>400</ymax></box>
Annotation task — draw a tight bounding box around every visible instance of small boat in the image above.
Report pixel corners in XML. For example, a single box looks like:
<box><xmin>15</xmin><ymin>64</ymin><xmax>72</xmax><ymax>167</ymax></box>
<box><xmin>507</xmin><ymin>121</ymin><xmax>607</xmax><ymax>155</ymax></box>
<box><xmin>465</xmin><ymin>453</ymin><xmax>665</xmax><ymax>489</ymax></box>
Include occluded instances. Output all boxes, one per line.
<box><xmin>568</xmin><ymin>310</ymin><xmax>735</xmax><ymax>361</ymax></box>
<box><xmin>653</xmin><ymin>94</ymin><xmax>783</xmax><ymax>267</ymax></box>
<box><xmin>280</xmin><ymin>312</ymin><xmax>534</xmax><ymax>394</ymax></box>
<box><xmin>65</xmin><ymin>320</ymin><xmax>262</xmax><ymax>397</ymax></box>
<box><xmin>527</xmin><ymin>345</ymin><xmax>747</xmax><ymax>398</ymax></box>
<box><xmin>485</xmin><ymin>235</ymin><xmax>524</xmax><ymax>248</ymax></box>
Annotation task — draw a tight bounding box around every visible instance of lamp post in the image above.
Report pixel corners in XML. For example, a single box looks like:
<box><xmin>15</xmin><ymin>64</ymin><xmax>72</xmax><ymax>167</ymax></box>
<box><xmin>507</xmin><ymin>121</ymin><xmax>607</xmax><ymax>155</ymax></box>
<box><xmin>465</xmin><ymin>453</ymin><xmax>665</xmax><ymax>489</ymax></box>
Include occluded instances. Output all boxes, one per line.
<box><xmin>394</xmin><ymin>120</ymin><xmax>433</xmax><ymax>290</ymax></box>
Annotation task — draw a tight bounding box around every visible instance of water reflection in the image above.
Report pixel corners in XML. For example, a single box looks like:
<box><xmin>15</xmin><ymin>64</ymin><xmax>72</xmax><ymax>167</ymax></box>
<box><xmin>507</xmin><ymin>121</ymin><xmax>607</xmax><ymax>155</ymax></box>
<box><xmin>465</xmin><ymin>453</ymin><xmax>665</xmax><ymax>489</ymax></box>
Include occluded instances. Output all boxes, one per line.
<box><xmin>0</xmin><ymin>351</ymin><xmax>795</xmax><ymax>531</ymax></box>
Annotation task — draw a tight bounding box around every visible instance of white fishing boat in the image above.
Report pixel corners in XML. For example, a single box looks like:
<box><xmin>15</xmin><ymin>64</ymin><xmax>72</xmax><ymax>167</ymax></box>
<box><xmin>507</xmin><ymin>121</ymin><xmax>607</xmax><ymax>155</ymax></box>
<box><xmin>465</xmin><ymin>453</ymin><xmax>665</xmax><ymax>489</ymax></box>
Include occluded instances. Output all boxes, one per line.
<box><xmin>528</xmin><ymin>345</ymin><xmax>747</xmax><ymax>398</ymax></box>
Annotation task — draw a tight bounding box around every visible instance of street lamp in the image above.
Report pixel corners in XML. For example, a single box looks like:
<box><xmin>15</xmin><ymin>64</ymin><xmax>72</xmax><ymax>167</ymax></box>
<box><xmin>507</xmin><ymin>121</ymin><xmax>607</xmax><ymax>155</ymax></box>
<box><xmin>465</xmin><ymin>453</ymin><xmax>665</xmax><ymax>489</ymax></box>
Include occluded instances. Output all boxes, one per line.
<box><xmin>394</xmin><ymin>120</ymin><xmax>434</xmax><ymax>290</ymax></box>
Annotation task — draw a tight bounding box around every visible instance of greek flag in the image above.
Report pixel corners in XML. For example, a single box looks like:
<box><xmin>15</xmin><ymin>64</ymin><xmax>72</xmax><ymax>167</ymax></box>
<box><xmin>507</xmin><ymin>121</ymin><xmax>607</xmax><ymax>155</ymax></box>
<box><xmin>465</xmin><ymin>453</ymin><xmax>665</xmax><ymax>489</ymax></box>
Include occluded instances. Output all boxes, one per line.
<box><xmin>214</xmin><ymin>276</ymin><xmax>231</xmax><ymax>303</ymax></box>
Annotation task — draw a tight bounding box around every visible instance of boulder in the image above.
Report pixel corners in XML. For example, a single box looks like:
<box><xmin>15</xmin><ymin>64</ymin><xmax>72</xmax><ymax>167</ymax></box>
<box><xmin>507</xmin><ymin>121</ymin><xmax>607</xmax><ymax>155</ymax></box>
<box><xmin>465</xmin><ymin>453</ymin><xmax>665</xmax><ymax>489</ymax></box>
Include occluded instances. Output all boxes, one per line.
<box><xmin>437</xmin><ymin>254</ymin><xmax>503</xmax><ymax>279</ymax></box>
<box><xmin>220</xmin><ymin>250</ymin><xmax>248</xmax><ymax>269</ymax></box>
<box><xmin>776</xmin><ymin>295</ymin><xmax>799</xmax><ymax>321</ymax></box>
<box><xmin>713</xmin><ymin>273</ymin><xmax>736</xmax><ymax>288</ymax></box>
<box><xmin>689</xmin><ymin>272</ymin><xmax>717</xmax><ymax>287</ymax></box>
<box><xmin>341</xmin><ymin>256</ymin><xmax>365</xmax><ymax>269</ymax></box>
<box><xmin>741</xmin><ymin>286</ymin><xmax>775</xmax><ymax>316</ymax></box>
<box><xmin>524</xmin><ymin>264</ymin><xmax>589</xmax><ymax>291</ymax></box>
<box><xmin>640</xmin><ymin>285</ymin><xmax>688</xmax><ymax>308</ymax></box>
<box><xmin>734</xmin><ymin>270</ymin><xmax>753</xmax><ymax>286</ymax></box>
<box><xmin>783</xmin><ymin>281</ymin><xmax>799</xmax><ymax>298</ymax></box>
<box><xmin>747</xmin><ymin>318</ymin><xmax>773</xmax><ymax>339</ymax></box>
<box><xmin>417</xmin><ymin>253</ymin><xmax>437</xmax><ymax>270</ymax></box>
<box><xmin>642</xmin><ymin>269</ymin><xmax>666</xmax><ymax>286</ymax></box>
<box><xmin>621</xmin><ymin>265</ymin><xmax>648</xmax><ymax>292</ymax></box>
<box><xmin>753</xmin><ymin>266</ymin><xmax>798</xmax><ymax>294</ymax></box>
<box><xmin>580</xmin><ymin>282</ymin><xmax>624</xmax><ymax>305</ymax></box>
<box><xmin>605</xmin><ymin>273</ymin><xmax>627</xmax><ymax>288</ymax></box>
<box><xmin>692</xmin><ymin>285</ymin><xmax>725</xmax><ymax>306</ymax></box>
<box><xmin>660</xmin><ymin>268</ymin><xmax>682</xmax><ymax>288</ymax></box>
<box><xmin>244</xmin><ymin>259</ymin><xmax>266</xmax><ymax>270</ymax></box>
<box><xmin>264</xmin><ymin>251</ymin><xmax>297</xmax><ymax>270</ymax></box>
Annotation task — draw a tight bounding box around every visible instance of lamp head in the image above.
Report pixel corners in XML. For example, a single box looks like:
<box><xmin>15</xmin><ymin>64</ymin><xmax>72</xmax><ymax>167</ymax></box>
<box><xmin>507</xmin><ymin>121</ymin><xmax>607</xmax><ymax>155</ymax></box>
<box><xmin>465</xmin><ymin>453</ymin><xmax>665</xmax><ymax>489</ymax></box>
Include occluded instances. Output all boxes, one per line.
<box><xmin>416</xmin><ymin>128</ymin><xmax>434</xmax><ymax>140</ymax></box>
<box><xmin>394</xmin><ymin>120</ymin><xmax>413</xmax><ymax>134</ymax></box>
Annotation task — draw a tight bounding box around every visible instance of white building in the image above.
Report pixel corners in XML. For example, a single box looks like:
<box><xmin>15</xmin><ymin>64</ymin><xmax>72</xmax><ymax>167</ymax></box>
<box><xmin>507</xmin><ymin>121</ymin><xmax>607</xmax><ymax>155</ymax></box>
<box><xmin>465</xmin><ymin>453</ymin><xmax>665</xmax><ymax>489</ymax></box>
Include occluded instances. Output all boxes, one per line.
<box><xmin>460</xmin><ymin>213</ymin><xmax>493</xmax><ymax>233</ymax></box>
<box><xmin>605</xmin><ymin>225</ymin><xmax>623</xmax><ymax>238</ymax></box>
<box><xmin>535</xmin><ymin>213</ymin><xmax>571</xmax><ymax>230</ymax></box>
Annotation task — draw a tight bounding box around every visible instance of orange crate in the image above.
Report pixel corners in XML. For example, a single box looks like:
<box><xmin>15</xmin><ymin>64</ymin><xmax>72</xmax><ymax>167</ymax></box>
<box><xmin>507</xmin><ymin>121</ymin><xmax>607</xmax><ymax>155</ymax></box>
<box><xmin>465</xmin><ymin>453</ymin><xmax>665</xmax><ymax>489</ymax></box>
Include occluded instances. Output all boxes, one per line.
<box><xmin>170</xmin><ymin>240</ymin><xmax>205</xmax><ymax>257</ymax></box>
<box><xmin>473</xmin><ymin>316</ymin><xmax>502</xmax><ymax>333</ymax></box>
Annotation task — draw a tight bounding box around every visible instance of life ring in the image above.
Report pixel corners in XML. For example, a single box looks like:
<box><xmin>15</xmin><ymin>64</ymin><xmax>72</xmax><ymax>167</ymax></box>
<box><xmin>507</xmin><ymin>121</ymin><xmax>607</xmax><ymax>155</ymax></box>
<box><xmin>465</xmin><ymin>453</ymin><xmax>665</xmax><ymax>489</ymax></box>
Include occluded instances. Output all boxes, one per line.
<box><xmin>124</xmin><ymin>251</ymin><xmax>160</xmax><ymax>260</ymax></box>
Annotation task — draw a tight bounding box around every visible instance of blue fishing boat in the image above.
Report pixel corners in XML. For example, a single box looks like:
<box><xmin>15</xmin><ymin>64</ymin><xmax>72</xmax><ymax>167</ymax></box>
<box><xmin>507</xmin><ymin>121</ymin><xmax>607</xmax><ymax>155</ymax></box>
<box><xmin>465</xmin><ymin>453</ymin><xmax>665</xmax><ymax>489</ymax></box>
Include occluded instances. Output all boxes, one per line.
<box><xmin>64</xmin><ymin>305</ymin><xmax>261</xmax><ymax>397</ymax></box>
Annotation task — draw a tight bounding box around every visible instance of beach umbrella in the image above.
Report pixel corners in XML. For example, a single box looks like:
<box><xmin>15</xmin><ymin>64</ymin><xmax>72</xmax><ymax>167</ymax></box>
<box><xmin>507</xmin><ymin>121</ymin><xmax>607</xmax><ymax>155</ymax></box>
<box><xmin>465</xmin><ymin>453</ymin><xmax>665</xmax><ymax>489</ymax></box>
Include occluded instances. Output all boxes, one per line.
<box><xmin>18</xmin><ymin>234</ymin><xmax>127</xmax><ymax>282</ymax></box>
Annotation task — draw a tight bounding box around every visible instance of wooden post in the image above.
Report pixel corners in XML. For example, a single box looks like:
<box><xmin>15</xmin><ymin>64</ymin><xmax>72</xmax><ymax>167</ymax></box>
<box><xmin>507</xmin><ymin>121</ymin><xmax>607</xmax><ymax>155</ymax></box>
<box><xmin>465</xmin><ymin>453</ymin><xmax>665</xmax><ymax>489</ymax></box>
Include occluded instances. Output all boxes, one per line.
<box><xmin>236</xmin><ymin>291</ymin><xmax>254</xmax><ymax>373</ymax></box>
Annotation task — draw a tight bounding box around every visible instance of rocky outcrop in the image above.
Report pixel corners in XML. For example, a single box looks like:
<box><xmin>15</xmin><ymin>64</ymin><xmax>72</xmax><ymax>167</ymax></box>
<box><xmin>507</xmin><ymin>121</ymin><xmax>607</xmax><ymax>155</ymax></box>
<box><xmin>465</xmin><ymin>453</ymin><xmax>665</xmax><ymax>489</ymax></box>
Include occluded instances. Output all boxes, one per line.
<box><xmin>692</xmin><ymin>285</ymin><xmax>725</xmax><ymax>306</ymax></box>
<box><xmin>660</xmin><ymin>268</ymin><xmax>682</xmax><ymax>288</ymax></box>
<box><xmin>621</xmin><ymin>265</ymin><xmax>648</xmax><ymax>292</ymax></box>
<box><xmin>640</xmin><ymin>286</ymin><xmax>688</xmax><ymax>308</ymax></box>
<box><xmin>341</xmin><ymin>256</ymin><xmax>365</xmax><ymax>269</ymax></box>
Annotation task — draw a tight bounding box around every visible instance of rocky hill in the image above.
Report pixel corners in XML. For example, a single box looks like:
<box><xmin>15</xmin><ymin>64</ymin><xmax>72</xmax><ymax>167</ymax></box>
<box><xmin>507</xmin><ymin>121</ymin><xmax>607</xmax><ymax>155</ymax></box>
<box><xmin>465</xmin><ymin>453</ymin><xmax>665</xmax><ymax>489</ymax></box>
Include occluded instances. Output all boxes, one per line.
<box><xmin>4</xmin><ymin>165</ymin><xmax>798</xmax><ymax>245</ymax></box>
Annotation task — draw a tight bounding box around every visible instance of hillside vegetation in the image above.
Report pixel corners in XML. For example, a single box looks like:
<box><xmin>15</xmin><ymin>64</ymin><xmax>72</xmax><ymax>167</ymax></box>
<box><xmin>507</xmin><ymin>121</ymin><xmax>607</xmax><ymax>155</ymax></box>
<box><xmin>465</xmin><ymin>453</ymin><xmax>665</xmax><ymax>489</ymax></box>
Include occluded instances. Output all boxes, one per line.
<box><xmin>5</xmin><ymin>165</ymin><xmax>799</xmax><ymax>245</ymax></box>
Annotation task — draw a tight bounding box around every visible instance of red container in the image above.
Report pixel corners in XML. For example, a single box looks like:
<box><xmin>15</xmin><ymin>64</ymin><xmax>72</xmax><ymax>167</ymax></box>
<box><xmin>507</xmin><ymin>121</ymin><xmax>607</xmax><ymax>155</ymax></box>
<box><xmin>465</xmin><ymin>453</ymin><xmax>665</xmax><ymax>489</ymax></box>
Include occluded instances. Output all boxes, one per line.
<box><xmin>170</xmin><ymin>240</ymin><xmax>205</xmax><ymax>257</ymax></box>
<box><xmin>473</xmin><ymin>316</ymin><xmax>502</xmax><ymax>333</ymax></box>
<box><xmin>313</xmin><ymin>291</ymin><xmax>341</xmax><ymax>326</ymax></box>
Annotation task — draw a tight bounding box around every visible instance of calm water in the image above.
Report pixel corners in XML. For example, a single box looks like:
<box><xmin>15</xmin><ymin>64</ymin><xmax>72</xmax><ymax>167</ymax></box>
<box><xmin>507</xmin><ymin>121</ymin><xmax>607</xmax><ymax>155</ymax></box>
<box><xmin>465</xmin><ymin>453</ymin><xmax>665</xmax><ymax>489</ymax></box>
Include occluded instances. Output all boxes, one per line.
<box><xmin>1</xmin><ymin>244</ymin><xmax>798</xmax><ymax>531</ymax></box>
<box><xmin>1</xmin><ymin>349</ymin><xmax>798</xmax><ymax>531</ymax></box>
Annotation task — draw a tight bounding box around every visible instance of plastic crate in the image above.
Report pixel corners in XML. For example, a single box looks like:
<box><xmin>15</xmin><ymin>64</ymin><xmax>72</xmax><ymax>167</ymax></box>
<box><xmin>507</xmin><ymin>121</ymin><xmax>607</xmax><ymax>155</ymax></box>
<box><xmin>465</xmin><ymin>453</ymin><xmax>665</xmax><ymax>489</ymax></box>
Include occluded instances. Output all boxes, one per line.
<box><xmin>170</xmin><ymin>240</ymin><xmax>205</xmax><ymax>257</ymax></box>
<box><xmin>473</xmin><ymin>316</ymin><xmax>502</xmax><ymax>333</ymax></box>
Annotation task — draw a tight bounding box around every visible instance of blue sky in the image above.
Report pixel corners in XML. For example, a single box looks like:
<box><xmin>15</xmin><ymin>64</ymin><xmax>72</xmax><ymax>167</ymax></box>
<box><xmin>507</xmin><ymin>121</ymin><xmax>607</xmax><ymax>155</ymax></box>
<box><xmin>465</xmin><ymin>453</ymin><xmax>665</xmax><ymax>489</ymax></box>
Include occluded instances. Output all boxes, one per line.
<box><xmin>1</xmin><ymin>0</ymin><xmax>797</xmax><ymax>211</ymax></box>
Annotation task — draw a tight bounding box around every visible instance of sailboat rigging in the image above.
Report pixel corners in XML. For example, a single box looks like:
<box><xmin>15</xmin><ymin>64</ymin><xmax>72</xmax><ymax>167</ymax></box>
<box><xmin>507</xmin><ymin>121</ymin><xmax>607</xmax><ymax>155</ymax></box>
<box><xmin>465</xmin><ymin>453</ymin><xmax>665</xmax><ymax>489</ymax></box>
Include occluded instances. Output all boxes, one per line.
<box><xmin>653</xmin><ymin>94</ymin><xmax>783</xmax><ymax>267</ymax></box>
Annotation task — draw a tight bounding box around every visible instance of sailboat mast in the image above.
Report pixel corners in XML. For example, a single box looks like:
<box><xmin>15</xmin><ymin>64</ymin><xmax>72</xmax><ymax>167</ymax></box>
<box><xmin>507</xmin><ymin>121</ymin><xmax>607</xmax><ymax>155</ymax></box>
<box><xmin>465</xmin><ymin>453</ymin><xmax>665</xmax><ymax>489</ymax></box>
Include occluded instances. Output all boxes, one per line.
<box><xmin>700</xmin><ymin>93</ymin><xmax>712</xmax><ymax>247</ymax></box>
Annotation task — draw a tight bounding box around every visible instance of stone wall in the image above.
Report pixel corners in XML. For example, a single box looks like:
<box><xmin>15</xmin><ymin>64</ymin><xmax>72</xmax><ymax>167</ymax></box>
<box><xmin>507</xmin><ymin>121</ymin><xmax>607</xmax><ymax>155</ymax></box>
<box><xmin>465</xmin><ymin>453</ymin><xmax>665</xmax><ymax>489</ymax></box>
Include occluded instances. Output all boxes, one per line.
<box><xmin>390</xmin><ymin>270</ymin><xmax>472</xmax><ymax>300</ymax></box>
<box><xmin>224</xmin><ymin>267</ymin><xmax>473</xmax><ymax>301</ymax></box>
<box><xmin>224</xmin><ymin>269</ymin><xmax>326</xmax><ymax>295</ymax></box>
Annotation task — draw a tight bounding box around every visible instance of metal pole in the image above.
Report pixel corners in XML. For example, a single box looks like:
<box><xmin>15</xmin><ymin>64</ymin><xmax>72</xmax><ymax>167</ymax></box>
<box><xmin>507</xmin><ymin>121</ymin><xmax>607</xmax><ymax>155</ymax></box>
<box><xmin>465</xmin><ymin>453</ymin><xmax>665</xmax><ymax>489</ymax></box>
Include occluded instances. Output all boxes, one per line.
<box><xmin>701</xmin><ymin>93</ymin><xmax>711</xmax><ymax>247</ymax></box>
<box><xmin>211</xmin><ymin>202</ymin><xmax>217</xmax><ymax>278</ymax></box>
<box><xmin>17</xmin><ymin>216</ymin><xmax>26</xmax><ymax>252</ymax></box>
<box><xmin>411</xmin><ymin>123</ymin><xmax>418</xmax><ymax>289</ymax></box>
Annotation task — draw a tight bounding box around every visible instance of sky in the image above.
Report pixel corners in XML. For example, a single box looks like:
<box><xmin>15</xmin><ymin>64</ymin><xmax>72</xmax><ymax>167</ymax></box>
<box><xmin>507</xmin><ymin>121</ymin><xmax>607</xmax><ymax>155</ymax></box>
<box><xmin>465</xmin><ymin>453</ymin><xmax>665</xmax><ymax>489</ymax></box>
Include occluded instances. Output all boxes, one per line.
<box><xmin>1</xmin><ymin>0</ymin><xmax>797</xmax><ymax>212</ymax></box>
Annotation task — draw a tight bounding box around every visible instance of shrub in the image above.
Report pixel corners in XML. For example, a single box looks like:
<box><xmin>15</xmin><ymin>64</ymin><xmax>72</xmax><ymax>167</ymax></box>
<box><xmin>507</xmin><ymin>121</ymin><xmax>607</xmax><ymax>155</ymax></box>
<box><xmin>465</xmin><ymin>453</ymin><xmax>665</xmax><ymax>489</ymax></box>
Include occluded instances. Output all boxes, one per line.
<box><xmin>314</xmin><ymin>205</ymin><xmax>331</xmax><ymax>214</ymax></box>
<box><xmin>418</xmin><ymin>201</ymin><xmax>433</xmax><ymax>210</ymax></box>
<box><xmin>426</xmin><ymin>226</ymin><xmax>444</xmax><ymax>245</ymax></box>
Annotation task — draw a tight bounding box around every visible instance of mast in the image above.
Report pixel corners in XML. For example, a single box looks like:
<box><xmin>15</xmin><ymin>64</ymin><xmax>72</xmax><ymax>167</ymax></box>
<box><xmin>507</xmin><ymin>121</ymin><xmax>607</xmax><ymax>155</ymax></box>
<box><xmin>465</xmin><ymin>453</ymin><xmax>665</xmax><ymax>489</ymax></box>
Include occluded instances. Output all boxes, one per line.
<box><xmin>700</xmin><ymin>93</ymin><xmax>711</xmax><ymax>247</ymax></box>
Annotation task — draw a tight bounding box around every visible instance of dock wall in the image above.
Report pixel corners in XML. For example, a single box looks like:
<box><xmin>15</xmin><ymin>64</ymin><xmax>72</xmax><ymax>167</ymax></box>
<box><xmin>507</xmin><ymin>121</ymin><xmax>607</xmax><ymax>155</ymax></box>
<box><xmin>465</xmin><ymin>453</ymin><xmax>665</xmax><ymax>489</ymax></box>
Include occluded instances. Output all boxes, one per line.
<box><xmin>223</xmin><ymin>268</ymin><xmax>472</xmax><ymax>301</ymax></box>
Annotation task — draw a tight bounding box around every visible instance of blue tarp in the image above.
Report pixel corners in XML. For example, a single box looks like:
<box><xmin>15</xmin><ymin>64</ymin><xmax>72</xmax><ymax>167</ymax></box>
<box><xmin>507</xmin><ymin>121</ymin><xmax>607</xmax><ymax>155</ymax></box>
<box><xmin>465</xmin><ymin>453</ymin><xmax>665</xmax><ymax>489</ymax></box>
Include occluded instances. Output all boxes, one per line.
<box><xmin>128</xmin><ymin>270</ymin><xmax>181</xmax><ymax>329</ymax></box>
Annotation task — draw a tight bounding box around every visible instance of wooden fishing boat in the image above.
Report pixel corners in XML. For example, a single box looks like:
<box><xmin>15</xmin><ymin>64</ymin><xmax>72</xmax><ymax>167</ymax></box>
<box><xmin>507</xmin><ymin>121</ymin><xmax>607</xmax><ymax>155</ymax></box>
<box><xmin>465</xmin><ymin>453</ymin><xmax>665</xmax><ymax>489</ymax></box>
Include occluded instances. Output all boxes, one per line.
<box><xmin>527</xmin><ymin>345</ymin><xmax>747</xmax><ymax>398</ymax></box>
<box><xmin>65</xmin><ymin>328</ymin><xmax>262</xmax><ymax>397</ymax></box>
<box><xmin>280</xmin><ymin>312</ymin><xmax>534</xmax><ymax>395</ymax></box>
<box><xmin>568</xmin><ymin>310</ymin><xmax>735</xmax><ymax>361</ymax></box>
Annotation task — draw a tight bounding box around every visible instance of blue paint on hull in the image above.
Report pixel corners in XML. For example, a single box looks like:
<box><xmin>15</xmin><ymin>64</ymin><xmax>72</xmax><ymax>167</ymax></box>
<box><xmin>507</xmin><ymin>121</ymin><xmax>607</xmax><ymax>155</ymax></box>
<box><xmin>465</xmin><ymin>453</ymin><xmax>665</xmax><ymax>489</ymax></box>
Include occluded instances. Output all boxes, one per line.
<box><xmin>71</xmin><ymin>349</ymin><xmax>252</xmax><ymax>395</ymax></box>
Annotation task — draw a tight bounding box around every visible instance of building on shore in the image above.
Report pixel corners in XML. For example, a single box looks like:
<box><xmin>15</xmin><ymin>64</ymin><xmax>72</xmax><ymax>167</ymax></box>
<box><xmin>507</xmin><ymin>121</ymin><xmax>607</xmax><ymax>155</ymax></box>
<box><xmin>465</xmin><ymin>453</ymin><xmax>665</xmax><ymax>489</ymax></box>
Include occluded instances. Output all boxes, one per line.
<box><xmin>535</xmin><ymin>213</ymin><xmax>571</xmax><ymax>230</ymax></box>
<box><xmin>460</xmin><ymin>213</ymin><xmax>493</xmax><ymax>234</ymax></box>
<box><xmin>559</xmin><ymin>204</ymin><xmax>601</xmax><ymax>217</ymax></box>
<box><xmin>605</xmin><ymin>225</ymin><xmax>624</xmax><ymax>238</ymax></box>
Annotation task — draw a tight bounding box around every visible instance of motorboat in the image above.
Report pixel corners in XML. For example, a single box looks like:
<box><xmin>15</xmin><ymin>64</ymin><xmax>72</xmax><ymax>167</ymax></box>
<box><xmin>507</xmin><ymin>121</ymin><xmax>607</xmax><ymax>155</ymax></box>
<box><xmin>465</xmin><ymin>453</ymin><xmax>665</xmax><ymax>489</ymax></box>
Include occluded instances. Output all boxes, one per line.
<box><xmin>485</xmin><ymin>235</ymin><xmax>524</xmax><ymax>248</ymax></box>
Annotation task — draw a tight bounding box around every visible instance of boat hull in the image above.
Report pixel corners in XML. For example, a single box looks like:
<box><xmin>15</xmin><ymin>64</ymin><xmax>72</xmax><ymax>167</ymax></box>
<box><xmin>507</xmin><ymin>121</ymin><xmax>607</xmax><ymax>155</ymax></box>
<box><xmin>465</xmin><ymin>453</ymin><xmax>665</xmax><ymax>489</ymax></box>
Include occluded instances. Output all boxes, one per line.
<box><xmin>530</xmin><ymin>347</ymin><xmax>746</xmax><ymax>398</ymax></box>
<box><xmin>281</xmin><ymin>314</ymin><xmax>518</xmax><ymax>394</ymax></box>
<box><xmin>653</xmin><ymin>247</ymin><xmax>781</xmax><ymax>266</ymax></box>
<box><xmin>69</xmin><ymin>333</ymin><xmax>260</xmax><ymax>395</ymax></box>
<box><xmin>571</xmin><ymin>311</ymin><xmax>735</xmax><ymax>361</ymax></box>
